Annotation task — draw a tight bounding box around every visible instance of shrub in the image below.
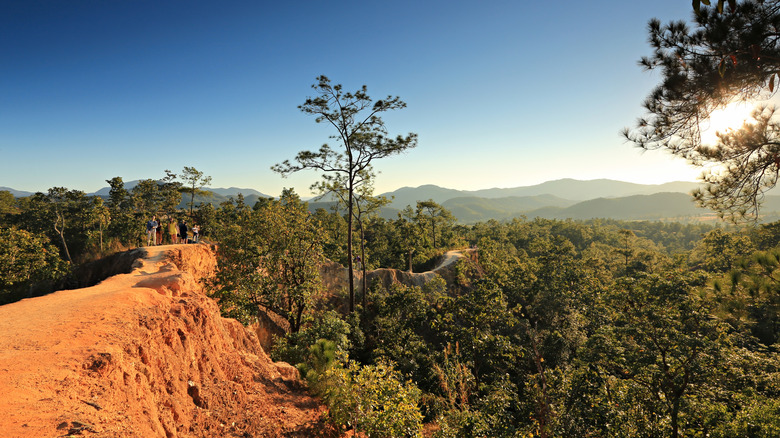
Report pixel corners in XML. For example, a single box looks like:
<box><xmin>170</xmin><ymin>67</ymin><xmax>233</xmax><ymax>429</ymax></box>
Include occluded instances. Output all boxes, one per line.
<box><xmin>303</xmin><ymin>342</ymin><xmax>423</xmax><ymax>438</ymax></box>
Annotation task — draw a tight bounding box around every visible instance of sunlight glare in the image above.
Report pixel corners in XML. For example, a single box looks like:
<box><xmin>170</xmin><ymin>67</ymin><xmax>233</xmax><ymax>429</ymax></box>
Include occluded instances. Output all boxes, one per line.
<box><xmin>700</xmin><ymin>101</ymin><xmax>755</xmax><ymax>144</ymax></box>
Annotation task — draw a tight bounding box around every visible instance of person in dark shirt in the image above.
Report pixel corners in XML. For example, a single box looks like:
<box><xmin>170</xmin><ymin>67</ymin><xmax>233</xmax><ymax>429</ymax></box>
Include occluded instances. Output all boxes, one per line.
<box><xmin>146</xmin><ymin>216</ymin><xmax>158</xmax><ymax>246</ymax></box>
<box><xmin>179</xmin><ymin>220</ymin><xmax>189</xmax><ymax>244</ymax></box>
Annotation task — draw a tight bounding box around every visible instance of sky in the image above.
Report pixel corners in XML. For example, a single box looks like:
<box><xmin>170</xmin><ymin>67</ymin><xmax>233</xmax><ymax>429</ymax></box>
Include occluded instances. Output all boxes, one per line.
<box><xmin>1</xmin><ymin>0</ymin><xmax>708</xmax><ymax>197</ymax></box>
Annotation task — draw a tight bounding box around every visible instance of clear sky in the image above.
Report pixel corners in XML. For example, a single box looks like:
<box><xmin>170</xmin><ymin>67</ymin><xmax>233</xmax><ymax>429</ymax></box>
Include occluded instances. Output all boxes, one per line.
<box><xmin>1</xmin><ymin>0</ymin><xmax>705</xmax><ymax>197</ymax></box>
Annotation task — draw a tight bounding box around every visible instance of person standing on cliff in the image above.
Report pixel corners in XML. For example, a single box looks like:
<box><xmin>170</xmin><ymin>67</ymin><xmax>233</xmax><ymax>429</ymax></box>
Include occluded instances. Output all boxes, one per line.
<box><xmin>179</xmin><ymin>220</ymin><xmax>189</xmax><ymax>244</ymax></box>
<box><xmin>146</xmin><ymin>216</ymin><xmax>158</xmax><ymax>246</ymax></box>
<box><xmin>156</xmin><ymin>219</ymin><xmax>164</xmax><ymax>245</ymax></box>
<box><xmin>168</xmin><ymin>218</ymin><xmax>178</xmax><ymax>244</ymax></box>
<box><xmin>192</xmin><ymin>224</ymin><xmax>200</xmax><ymax>243</ymax></box>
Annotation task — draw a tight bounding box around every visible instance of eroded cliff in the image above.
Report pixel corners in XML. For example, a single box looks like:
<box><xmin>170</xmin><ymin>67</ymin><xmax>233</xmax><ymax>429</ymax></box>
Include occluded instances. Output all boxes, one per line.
<box><xmin>0</xmin><ymin>244</ymin><xmax>328</xmax><ymax>438</ymax></box>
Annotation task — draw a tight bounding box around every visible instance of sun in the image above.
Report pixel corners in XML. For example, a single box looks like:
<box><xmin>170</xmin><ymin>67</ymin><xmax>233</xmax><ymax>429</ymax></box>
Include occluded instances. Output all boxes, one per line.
<box><xmin>700</xmin><ymin>101</ymin><xmax>755</xmax><ymax>144</ymax></box>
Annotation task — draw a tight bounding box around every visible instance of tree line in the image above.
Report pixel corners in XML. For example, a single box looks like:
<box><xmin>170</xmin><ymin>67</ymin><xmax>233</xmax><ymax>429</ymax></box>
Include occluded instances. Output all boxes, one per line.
<box><xmin>0</xmin><ymin>167</ymin><xmax>212</xmax><ymax>303</ymax></box>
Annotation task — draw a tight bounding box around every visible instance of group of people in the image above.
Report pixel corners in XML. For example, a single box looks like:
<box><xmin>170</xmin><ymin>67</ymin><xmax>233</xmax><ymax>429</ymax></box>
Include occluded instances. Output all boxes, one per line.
<box><xmin>145</xmin><ymin>215</ymin><xmax>200</xmax><ymax>246</ymax></box>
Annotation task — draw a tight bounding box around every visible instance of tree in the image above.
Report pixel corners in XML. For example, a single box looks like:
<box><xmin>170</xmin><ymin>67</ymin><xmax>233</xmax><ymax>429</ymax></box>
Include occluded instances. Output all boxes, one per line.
<box><xmin>130</xmin><ymin>171</ymin><xmax>182</xmax><ymax>217</ymax></box>
<box><xmin>416</xmin><ymin>199</ymin><xmax>456</xmax><ymax>250</ymax></box>
<box><xmin>625</xmin><ymin>0</ymin><xmax>780</xmax><ymax>220</ymax></box>
<box><xmin>0</xmin><ymin>190</ymin><xmax>17</xmax><ymax>216</ymax></box>
<box><xmin>106</xmin><ymin>176</ymin><xmax>130</xmax><ymax>212</ymax></box>
<box><xmin>209</xmin><ymin>189</ymin><xmax>324</xmax><ymax>332</ymax></box>
<box><xmin>104</xmin><ymin>177</ymin><xmax>140</xmax><ymax>247</ymax></box>
<box><xmin>180</xmin><ymin>166</ymin><xmax>212</xmax><ymax>215</ymax></box>
<box><xmin>588</xmin><ymin>273</ymin><xmax>729</xmax><ymax>438</ymax></box>
<box><xmin>87</xmin><ymin>197</ymin><xmax>111</xmax><ymax>254</ymax></box>
<box><xmin>158</xmin><ymin>170</ymin><xmax>183</xmax><ymax>215</ymax></box>
<box><xmin>131</xmin><ymin>179</ymin><xmax>161</xmax><ymax>214</ymax></box>
<box><xmin>396</xmin><ymin>206</ymin><xmax>425</xmax><ymax>272</ymax></box>
<box><xmin>273</xmin><ymin>75</ymin><xmax>418</xmax><ymax>312</ymax></box>
<box><xmin>0</xmin><ymin>227</ymin><xmax>68</xmax><ymax>302</ymax></box>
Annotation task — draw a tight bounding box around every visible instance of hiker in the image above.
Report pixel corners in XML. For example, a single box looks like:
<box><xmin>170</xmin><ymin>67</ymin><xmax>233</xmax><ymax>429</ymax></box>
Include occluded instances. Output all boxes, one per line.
<box><xmin>146</xmin><ymin>216</ymin><xmax>158</xmax><ymax>246</ymax></box>
<box><xmin>156</xmin><ymin>220</ymin><xmax>163</xmax><ymax>245</ymax></box>
<box><xmin>179</xmin><ymin>220</ymin><xmax>189</xmax><ymax>244</ymax></box>
<box><xmin>168</xmin><ymin>218</ymin><xmax>178</xmax><ymax>244</ymax></box>
<box><xmin>192</xmin><ymin>224</ymin><xmax>200</xmax><ymax>243</ymax></box>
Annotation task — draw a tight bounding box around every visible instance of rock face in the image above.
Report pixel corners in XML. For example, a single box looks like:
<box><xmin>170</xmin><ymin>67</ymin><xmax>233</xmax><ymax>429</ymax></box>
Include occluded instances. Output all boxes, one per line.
<box><xmin>0</xmin><ymin>244</ymin><xmax>329</xmax><ymax>438</ymax></box>
<box><xmin>320</xmin><ymin>249</ymin><xmax>478</xmax><ymax>300</ymax></box>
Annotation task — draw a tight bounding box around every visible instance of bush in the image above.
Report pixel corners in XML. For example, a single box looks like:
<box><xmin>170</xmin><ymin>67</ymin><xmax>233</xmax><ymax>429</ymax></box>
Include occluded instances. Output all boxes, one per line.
<box><xmin>271</xmin><ymin>311</ymin><xmax>352</xmax><ymax>366</ymax></box>
<box><xmin>320</xmin><ymin>360</ymin><xmax>423</xmax><ymax>438</ymax></box>
<box><xmin>0</xmin><ymin>227</ymin><xmax>68</xmax><ymax>303</ymax></box>
<box><xmin>303</xmin><ymin>342</ymin><xmax>423</xmax><ymax>438</ymax></box>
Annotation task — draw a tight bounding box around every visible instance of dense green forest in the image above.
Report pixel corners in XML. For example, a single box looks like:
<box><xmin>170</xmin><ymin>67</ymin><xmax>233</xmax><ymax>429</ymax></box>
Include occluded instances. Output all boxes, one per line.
<box><xmin>4</xmin><ymin>173</ymin><xmax>780</xmax><ymax>437</ymax></box>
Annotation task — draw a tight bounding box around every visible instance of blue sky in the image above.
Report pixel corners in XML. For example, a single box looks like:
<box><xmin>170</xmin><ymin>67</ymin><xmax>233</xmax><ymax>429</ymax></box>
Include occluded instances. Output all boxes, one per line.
<box><xmin>1</xmin><ymin>0</ymin><xmax>703</xmax><ymax>197</ymax></box>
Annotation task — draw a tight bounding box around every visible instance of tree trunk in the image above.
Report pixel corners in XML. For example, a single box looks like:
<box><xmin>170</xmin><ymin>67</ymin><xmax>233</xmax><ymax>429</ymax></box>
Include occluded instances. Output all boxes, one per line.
<box><xmin>671</xmin><ymin>399</ymin><xmax>680</xmax><ymax>438</ymax></box>
<box><xmin>54</xmin><ymin>213</ymin><xmax>73</xmax><ymax>264</ymax></box>
<box><xmin>347</xmin><ymin>181</ymin><xmax>355</xmax><ymax>313</ymax></box>
<box><xmin>432</xmin><ymin>216</ymin><xmax>436</xmax><ymax>249</ymax></box>
<box><xmin>359</xmin><ymin>220</ymin><xmax>367</xmax><ymax>309</ymax></box>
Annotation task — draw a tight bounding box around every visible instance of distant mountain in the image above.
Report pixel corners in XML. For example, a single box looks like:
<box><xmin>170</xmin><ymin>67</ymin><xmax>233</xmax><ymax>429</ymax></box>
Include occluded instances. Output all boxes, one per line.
<box><xmin>524</xmin><ymin>192</ymin><xmax>715</xmax><ymax>221</ymax></box>
<box><xmin>381</xmin><ymin>179</ymin><xmax>702</xmax><ymax>209</ymax></box>
<box><xmin>382</xmin><ymin>185</ymin><xmax>470</xmax><ymax>209</ymax></box>
<box><xmin>207</xmin><ymin>187</ymin><xmax>271</xmax><ymax>198</ymax></box>
<box><xmin>469</xmin><ymin>179</ymin><xmax>702</xmax><ymax>201</ymax></box>
<box><xmin>443</xmin><ymin>195</ymin><xmax>577</xmax><ymax>223</ymax></box>
<box><xmin>0</xmin><ymin>187</ymin><xmax>34</xmax><ymax>197</ymax></box>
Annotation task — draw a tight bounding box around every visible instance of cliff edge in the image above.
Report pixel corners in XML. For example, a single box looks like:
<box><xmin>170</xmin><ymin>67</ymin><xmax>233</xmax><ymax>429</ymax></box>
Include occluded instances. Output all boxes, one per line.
<box><xmin>0</xmin><ymin>244</ymin><xmax>329</xmax><ymax>438</ymax></box>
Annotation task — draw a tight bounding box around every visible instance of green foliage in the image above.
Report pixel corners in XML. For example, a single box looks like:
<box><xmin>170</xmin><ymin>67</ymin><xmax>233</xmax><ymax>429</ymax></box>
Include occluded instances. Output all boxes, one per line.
<box><xmin>309</xmin><ymin>356</ymin><xmax>423</xmax><ymax>438</ymax></box>
<box><xmin>711</xmin><ymin>246</ymin><xmax>780</xmax><ymax>344</ymax></box>
<box><xmin>207</xmin><ymin>189</ymin><xmax>324</xmax><ymax>331</ymax></box>
<box><xmin>416</xmin><ymin>199</ymin><xmax>456</xmax><ymax>250</ymax></box>
<box><xmin>130</xmin><ymin>171</ymin><xmax>182</xmax><ymax>217</ymax></box>
<box><xmin>10</xmin><ymin>171</ymin><xmax>780</xmax><ymax>436</ymax></box>
<box><xmin>689</xmin><ymin>227</ymin><xmax>755</xmax><ymax>272</ymax></box>
<box><xmin>0</xmin><ymin>190</ymin><xmax>17</xmax><ymax>217</ymax></box>
<box><xmin>271</xmin><ymin>310</ymin><xmax>353</xmax><ymax>367</ymax></box>
<box><xmin>586</xmin><ymin>273</ymin><xmax>730</xmax><ymax>437</ymax></box>
<box><xmin>0</xmin><ymin>227</ymin><xmax>68</xmax><ymax>302</ymax></box>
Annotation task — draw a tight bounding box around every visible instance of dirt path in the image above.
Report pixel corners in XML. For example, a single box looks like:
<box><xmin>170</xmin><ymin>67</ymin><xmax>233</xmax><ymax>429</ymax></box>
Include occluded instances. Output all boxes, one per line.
<box><xmin>431</xmin><ymin>249</ymin><xmax>470</xmax><ymax>272</ymax></box>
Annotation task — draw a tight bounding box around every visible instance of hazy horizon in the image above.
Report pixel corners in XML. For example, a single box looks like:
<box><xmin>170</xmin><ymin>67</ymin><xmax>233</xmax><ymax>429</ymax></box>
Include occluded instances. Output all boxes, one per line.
<box><xmin>0</xmin><ymin>176</ymin><xmax>702</xmax><ymax>199</ymax></box>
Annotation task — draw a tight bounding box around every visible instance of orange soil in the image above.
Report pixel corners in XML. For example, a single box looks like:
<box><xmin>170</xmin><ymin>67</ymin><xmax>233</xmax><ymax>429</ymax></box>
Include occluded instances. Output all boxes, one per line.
<box><xmin>0</xmin><ymin>244</ymin><xmax>336</xmax><ymax>438</ymax></box>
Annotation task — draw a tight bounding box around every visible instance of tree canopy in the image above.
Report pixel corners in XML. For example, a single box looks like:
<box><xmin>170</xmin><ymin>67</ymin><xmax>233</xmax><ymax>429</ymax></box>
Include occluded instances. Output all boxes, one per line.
<box><xmin>625</xmin><ymin>0</ymin><xmax>780</xmax><ymax>221</ymax></box>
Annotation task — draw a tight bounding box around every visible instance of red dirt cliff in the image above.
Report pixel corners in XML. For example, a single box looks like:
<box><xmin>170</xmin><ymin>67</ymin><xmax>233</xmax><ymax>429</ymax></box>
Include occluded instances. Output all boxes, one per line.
<box><xmin>0</xmin><ymin>244</ymin><xmax>330</xmax><ymax>438</ymax></box>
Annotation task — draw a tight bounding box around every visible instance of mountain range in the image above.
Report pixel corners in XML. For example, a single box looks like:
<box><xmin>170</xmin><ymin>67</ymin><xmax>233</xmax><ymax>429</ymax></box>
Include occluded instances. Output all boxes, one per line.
<box><xmin>8</xmin><ymin>178</ymin><xmax>780</xmax><ymax>223</ymax></box>
<box><xmin>379</xmin><ymin>179</ymin><xmax>702</xmax><ymax>208</ymax></box>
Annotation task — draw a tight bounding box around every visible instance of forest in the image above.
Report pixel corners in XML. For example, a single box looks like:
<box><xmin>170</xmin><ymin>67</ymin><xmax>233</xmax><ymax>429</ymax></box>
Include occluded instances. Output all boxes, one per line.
<box><xmin>2</xmin><ymin>174</ymin><xmax>780</xmax><ymax>437</ymax></box>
